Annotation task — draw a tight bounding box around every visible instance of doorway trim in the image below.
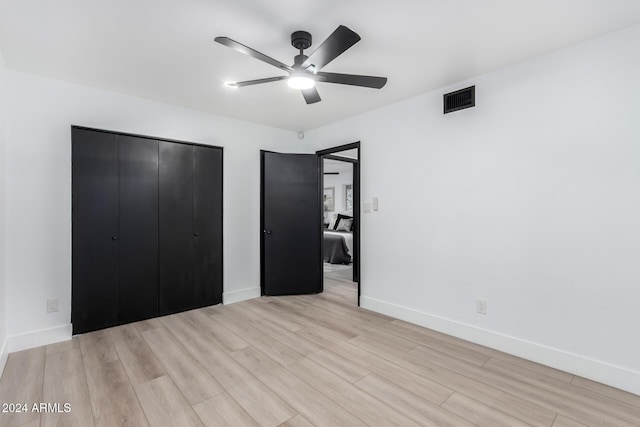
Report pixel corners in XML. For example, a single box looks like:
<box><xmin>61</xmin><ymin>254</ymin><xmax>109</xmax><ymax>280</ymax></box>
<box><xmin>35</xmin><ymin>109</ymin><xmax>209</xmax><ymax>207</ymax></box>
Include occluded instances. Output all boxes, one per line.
<box><xmin>317</xmin><ymin>142</ymin><xmax>361</xmax><ymax>306</ymax></box>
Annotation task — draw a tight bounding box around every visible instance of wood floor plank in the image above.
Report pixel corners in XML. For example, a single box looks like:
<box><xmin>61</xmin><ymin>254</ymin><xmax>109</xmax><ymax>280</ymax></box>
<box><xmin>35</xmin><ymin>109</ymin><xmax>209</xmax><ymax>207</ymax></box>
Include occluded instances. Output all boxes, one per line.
<box><xmin>134</xmin><ymin>376</ymin><xmax>203</xmax><ymax>427</ymax></box>
<box><xmin>293</xmin><ymin>326</ymin><xmax>348</xmax><ymax>348</ymax></box>
<box><xmin>553</xmin><ymin>415</ymin><xmax>591</xmax><ymax>427</ymax></box>
<box><xmin>193</xmin><ymin>393</ymin><xmax>258</xmax><ymax>427</ymax></box>
<box><xmin>42</xmin><ymin>348</ymin><xmax>94</xmax><ymax>427</ymax></box>
<box><xmin>389</xmin><ymin>319</ymin><xmax>500</xmax><ymax>358</ymax></box>
<box><xmin>141</xmin><ymin>326</ymin><xmax>223</xmax><ymax>405</ymax></box>
<box><xmin>290</xmin><ymin>295</ymin><xmax>352</xmax><ymax>316</ymax></box>
<box><xmin>483</xmin><ymin>356</ymin><xmax>574</xmax><ymax>384</ymax></box>
<box><xmin>45</xmin><ymin>337</ymin><xmax>80</xmax><ymax>356</ymax></box>
<box><xmin>348</xmin><ymin>335</ymin><xmax>556</xmax><ymax>426</ymax></box>
<box><xmin>407</xmin><ymin>342</ymin><xmax>637</xmax><ymax>427</ymax></box>
<box><xmin>482</xmin><ymin>357</ymin><xmax>640</xmax><ymax>425</ymax></box>
<box><xmin>0</xmin><ymin>347</ymin><xmax>45</xmax><ymax>427</ymax></box>
<box><xmin>325</xmin><ymin>340</ymin><xmax>454</xmax><ymax>405</ymax></box>
<box><xmin>278</xmin><ymin>298</ymin><xmax>374</xmax><ymax>338</ymax></box>
<box><xmin>229</xmin><ymin>346</ymin><xmax>282</xmax><ymax>379</ymax></box>
<box><xmin>287</xmin><ymin>358</ymin><xmax>421</xmax><ymax>427</ymax></box>
<box><xmin>441</xmin><ymin>392</ymin><xmax>531</xmax><ymax>427</ymax></box>
<box><xmin>306</xmin><ymin>347</ymin><xmax>371</xmax><ymax>383</ymax></box>
<box><xmin>210</xmin><ymin>311</ymin><xmax>303</xmax><ymax>366</ymax></box>
<box><xmin>277</xmin><ymin>414</ymin><xmax>313</xmax><ymax>427</ymax></box>
<box><xmin>267</xmin><ymin>299</ymin><xmax>357</xmax><ymax>341</ymax></box>
<box><xmin>84</xmin><ymin>360</ymin><xmax>149</xmax><ymax>427</ymax></box>
<box><xmin>161</xmin><ymin>314</ymin><xmax>296</xmax><ymax>427</ymax></box>
<box><xmin>109</xmin><ymin>324</ymin><xmax>166</xmax><ymax>385</ymax></box>
<box><xmin>490</xmin><ymin>354</ymin><xmax>574</xmax><ymax>383</ymax></box>
<box><xmin>387</xmin><ymin>317</ymin><xmax>575</xmax><ymax>384</ymax></box>
<box><xmin>354</xmin><ymin>373</ymin><xmax>473</xmax><ymax>427</ymax></box>
<box><xmin>571</xmin><ymin>376</ymin><xmax>640</xmax><ymax>409</ymax></box>
<box><xmin>242</xmin><ymin>300</ymin><xmax>306</xmax><ymax>332</ymax></box>
<box><xmin>79</xmin><ymin>330</ymin><xmax>119</xmax><ymax>370</ymax></box>
<box><xmin>248</xmin><ymin>319</ymin><xmax>322</xmax><ymax>357</ymax></box>
<box><xmin>373</xmin><ymin>320</ymin><xmax>492</xmax><ymax>365</ymax></box>
<box><xmin>232</xmin><ymin>348</ymin><xmax>367</xmax><ymax>427</ymax></box>
<box><xmin>360</xmin><ymin>328</ymin><xmax>418</xmax><ymax>353</ymax></box>
<box><xmin>179</xmin><ymin>310</ymin><xmax>249</xmax><ymax>353</ymax></box>
<box><xmin>408</xmin><ymin>344</ymin><xmax>476</xmax><ymax>373</ymax></box>
<box><xmin>132</xmin><ymin>318</ymin><xmax>164</xmax><ymax>334</ymax></box>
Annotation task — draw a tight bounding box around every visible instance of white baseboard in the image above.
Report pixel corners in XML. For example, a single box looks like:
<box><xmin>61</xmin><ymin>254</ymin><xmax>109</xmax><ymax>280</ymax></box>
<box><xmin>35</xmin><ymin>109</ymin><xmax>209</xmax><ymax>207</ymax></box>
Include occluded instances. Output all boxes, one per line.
<box><xmin>7</xmin><ymin>324</ymin><xmax>72</xmax><ymax>354</ymax></box>
<box><xmin>360</xmin><ymin>296</ymin><xmax>640</xmax><ymax>396</ymax></box>
<box><xmin>0</xmin><ymin>338</ymin><xmax>8</xmax><ymax>379</ymax></box>
<box><xmin>223</xmin><ymin>286</ymin><xmax>260</xmax><ymax>305</ymax></box>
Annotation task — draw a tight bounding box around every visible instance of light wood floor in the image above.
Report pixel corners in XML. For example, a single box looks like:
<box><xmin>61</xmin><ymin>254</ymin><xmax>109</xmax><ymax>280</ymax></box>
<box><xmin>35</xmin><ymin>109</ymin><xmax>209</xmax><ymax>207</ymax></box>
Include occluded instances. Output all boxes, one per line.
<box><xmin>2</xmin><ymin>271</ymin><xmax>639</xmax><ymax>426</ymax></box>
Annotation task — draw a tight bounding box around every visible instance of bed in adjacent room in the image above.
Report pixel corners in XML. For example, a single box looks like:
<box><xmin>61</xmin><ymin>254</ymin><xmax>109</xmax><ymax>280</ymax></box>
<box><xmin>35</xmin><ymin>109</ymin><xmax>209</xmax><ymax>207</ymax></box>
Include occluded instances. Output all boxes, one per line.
<box><xmin>323</xmin><ymin>213</ymin><xmax>353</xmax><ymax>264</ymax></box>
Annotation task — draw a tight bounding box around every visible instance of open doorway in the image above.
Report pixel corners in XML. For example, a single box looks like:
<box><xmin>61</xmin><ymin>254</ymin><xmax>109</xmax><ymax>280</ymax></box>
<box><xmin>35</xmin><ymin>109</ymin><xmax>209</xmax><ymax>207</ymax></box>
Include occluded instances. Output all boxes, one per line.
<box><xmin>317</xmin><ymin>143</ymin><xmax>360</xmax><ymax>306</ymax></box>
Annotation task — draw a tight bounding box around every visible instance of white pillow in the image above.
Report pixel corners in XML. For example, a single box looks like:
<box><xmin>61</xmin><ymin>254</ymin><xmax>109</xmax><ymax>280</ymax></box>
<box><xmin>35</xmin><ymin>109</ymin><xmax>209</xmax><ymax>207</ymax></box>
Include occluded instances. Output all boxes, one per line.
<box><xmin>335</xmin><ymin>218</ymin><xmax>353</xmax><ymax>232</ymax></box>
<box><xmin>327</xmin><ymin>213</ymin><xmax>338</xmax><ymax>229</ymax></box>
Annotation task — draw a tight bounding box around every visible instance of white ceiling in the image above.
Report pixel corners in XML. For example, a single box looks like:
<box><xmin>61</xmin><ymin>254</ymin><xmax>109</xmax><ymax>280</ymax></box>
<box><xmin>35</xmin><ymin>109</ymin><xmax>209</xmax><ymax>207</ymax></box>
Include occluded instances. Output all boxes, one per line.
<box><xmin>1</xmin><ymin>1</ymin><xmax>640</xmax><ymax>131</ymax></box>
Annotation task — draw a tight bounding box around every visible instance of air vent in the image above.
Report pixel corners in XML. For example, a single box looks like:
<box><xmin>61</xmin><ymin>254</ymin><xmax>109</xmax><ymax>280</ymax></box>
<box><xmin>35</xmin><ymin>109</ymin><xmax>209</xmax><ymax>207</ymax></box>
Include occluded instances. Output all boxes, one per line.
<box><xmin>444</xmin><ymin>86</ymin><xmax>475</xmax><ymax>114</ymax></box>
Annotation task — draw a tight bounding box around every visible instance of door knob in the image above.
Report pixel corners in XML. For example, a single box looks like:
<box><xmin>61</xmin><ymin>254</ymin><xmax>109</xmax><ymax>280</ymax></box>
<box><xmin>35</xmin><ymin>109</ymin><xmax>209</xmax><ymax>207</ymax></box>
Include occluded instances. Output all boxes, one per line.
<box><xmin>112</xmin><ymin>236</ymin><xmax>117</xmax><ymax>241</ymax></box>
<box><xmin>263</xmin><ymin>230</ymin><xmax>272</xmax><ymax>235</ymax></box>
<box><xmin>194</xmin><ymin>232</ymin><xmax>199</xmax><ymax>237</ymax></box>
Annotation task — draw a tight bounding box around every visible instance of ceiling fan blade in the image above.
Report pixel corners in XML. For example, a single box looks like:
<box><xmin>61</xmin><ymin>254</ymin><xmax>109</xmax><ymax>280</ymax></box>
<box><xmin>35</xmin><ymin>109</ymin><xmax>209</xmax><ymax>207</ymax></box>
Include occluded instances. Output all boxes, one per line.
<box><xmin>301</xmin><ymin>25</ymin><xmax>361</xmax><ymax>70</ymax></box>
<box><xmin>228</xmin><ymin>76</ymin><xmax>287</xmax><ymax>88</ymax></box>
<box><xmin>215</xmin><ymin>37</ymin><xmax>293</xmax><ymax>72</ymax></box>
<box><xmin>301</xmin><ymin>87</ymin><xmax>321</xmax><ymax>104</ymax></box>
<box><xmin>316</xmin><ymin>72</ymin><xmax>387</xmax><ymax>89</ymax></box>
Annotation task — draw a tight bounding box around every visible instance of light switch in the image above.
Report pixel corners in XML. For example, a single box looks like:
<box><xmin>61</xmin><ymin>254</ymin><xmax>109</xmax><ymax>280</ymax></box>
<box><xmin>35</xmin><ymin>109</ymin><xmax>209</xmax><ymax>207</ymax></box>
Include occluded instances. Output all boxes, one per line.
<box><xmin>373</xmin><ymin>197</ymin><xmax>379</xmax><ymax>211</ymax></box>
<box><xmin>363</xmin><ymin>202</ymin><xmax>372</xmax><ymax>213</ymax></box>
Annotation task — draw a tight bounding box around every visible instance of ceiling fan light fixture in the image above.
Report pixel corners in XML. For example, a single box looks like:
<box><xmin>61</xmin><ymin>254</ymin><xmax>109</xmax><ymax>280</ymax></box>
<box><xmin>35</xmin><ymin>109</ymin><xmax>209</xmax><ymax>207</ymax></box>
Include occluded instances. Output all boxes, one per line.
<box><xmin>287</xmin><ymin>74</ymin><xmax>315</xmax><ymax>90</ymax></box>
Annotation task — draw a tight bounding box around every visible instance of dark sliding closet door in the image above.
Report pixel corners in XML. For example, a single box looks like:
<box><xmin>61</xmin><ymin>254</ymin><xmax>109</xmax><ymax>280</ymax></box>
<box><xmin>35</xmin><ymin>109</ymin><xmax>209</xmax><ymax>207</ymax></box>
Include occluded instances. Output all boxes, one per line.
<box><xmin>194</xmin><ymin>146</ymin><xmax>223</xmax><ymax>306</ymax></box>
<box><xmin>118</xmin><ymin>136</ymin><xmax>159</xmax><ymax>324</ymax></box>
<box><xmin>159</xmin><ymin>143</ymin><xmax>224</xmax><ymax>314</ymax></box>
<box><xmin>159</xmin><ymin>142</ymin><xmax>195</xmax><ymax>314</ymax></box>
<box><xmin>72</xmin><ymin>129</ymin><xmax>119</xmax><ymax>333</ymax></box>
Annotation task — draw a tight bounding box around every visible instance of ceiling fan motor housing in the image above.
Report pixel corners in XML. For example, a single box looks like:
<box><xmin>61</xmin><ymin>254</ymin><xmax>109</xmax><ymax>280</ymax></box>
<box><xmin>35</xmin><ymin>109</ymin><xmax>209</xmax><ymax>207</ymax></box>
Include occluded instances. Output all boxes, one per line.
<box><xmin>291</xmin><ymin>31</ymin><xmax>312</xmax><ymax>50</ymax></box>
<box><xmin>294</xmin><ymin>54</ymin><xmax>308</xmax><ymax>67</ymax></box>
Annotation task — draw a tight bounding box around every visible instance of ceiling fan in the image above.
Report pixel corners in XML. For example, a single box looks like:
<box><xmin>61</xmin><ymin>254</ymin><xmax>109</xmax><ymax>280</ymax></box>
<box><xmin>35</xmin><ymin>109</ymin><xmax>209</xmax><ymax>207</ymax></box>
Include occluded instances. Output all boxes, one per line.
<box><xmin>214</xmin><ymin>25</ymin><xmax>387</xmax><ymax>104</ymax></box>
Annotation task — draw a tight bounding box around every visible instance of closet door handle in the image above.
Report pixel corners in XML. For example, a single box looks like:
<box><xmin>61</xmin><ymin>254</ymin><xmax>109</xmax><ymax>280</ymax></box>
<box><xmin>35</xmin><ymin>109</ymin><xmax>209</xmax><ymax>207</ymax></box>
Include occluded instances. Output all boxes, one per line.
<box><xmin>112</xmin><ymin>236</ymin><xmax>118</xmax><ymax>241</ymax></box>
<box><xmin>194</xmin><ymin>232</ymin><xmax>199</xmax><ymax>237</ymax></box>
<box><xmin>263</xmin><ymin>229</ymin><xmax>272</xmax><ymax>235</ymax></box>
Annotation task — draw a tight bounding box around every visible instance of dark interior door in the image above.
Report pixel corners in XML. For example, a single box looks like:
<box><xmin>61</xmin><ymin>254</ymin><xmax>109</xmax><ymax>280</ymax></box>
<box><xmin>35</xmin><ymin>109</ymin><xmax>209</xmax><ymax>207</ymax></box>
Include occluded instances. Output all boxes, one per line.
<box><xmin>193</xmin><ymin>145</ymin><xmax>223</xmax><ymax>306</ymax></box>
<box><xmin>159</xmin><ymin>142</ymin><xmax>194</xmax><ymax>314</ymax></box>
<box><xmin>261</xmin><ymin>151</ymin><xmax>321</xmax><ymax>295</ymax></box>
<box><xmin>118</xmin><ymin>135</ymin><xmax>159</xmax><ymax>323</ymax></box>
<box><xmin>72</xmin><ymin>128</ymin><xmax>119</xmax><ymax>334</ymax></box>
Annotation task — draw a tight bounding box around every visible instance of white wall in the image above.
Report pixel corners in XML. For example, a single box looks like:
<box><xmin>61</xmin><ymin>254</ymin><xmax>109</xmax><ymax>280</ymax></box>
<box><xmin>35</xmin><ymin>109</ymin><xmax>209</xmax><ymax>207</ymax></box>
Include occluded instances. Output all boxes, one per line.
<box><xmin>306</xmin><ymin>25</ymin><xmax>640</xmax><ymax>394</ymax></box>
<box><xmin>0</xmin><ymin>50</ymin><xmax>8</xmax><ymax>373</ymax></box>
<box><xmin>3</xmin><ymin>71</ymin><xmax>302</xmax><ymax>351</ymax></box>
<box><xmin>323</xmin><ymin>167</ymin><xmax>353</xmax><ymax>222</ymax></box>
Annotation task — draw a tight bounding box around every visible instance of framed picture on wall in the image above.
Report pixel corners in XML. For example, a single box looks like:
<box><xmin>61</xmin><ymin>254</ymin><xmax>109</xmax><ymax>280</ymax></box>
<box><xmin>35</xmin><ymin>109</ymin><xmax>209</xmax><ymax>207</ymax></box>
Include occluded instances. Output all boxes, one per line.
<box><xmin>323</xmin><ymin>187</ymin><xmax>335</xmax><ymax>212</ymax></box>
<box><xmin>344</xmin><ymin>184</ymin><xmax>353</xmax><ymax>211</ymax></box>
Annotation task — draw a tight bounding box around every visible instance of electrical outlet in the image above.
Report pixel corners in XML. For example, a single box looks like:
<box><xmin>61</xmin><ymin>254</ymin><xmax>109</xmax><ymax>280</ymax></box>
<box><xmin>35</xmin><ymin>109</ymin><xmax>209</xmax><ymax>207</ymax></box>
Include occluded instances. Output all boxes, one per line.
<box><xmin>476</xmin><ymin>298</ymin><xmax>487</xmax><ymax>315</ymax></box>
<box><xmin>47</xmin><ymin>298</ymin><xmax>59</xmax><ymax>313</ymax></box>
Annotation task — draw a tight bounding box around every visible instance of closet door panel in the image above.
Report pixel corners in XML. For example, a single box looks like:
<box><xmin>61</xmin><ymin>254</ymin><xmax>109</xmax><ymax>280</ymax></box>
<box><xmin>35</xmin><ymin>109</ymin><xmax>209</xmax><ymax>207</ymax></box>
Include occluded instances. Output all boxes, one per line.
<box><xmin>118</xmin><ymin>135</ymin><xmax>159</xmax><ymax>323</ymax></box>
<box><xmin>159</xmin><ymin>142</ymin><xmax>194</xmax><ymax>314</ymax></box>
<box><xmin>193</xmin><ymin>146</ymin><xmax>223</xmax><ymax>306</ymax></box>
<box><xmin>72</xmin><ymin>128</ymin><xmax>119</xmax><ymax>334</ymax></box>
